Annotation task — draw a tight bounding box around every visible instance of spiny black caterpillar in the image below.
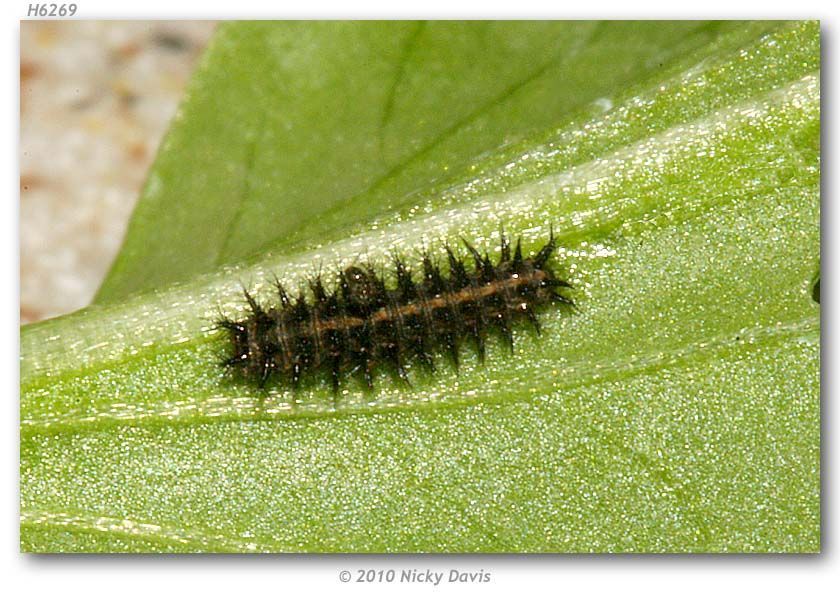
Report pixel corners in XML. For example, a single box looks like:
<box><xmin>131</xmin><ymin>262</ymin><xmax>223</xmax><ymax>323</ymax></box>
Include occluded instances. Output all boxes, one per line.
<box><xmin>218</xmin><ymin>228</ymin><xmax>574</xmax><ymax>394</ymax></box>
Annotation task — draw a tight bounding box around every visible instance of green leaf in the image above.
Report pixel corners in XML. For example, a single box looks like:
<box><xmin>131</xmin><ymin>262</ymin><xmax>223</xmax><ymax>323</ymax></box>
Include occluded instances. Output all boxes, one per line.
<box><xmin>21</xmin><ymin>20</ymin><xmax>820</xmax><ymax>552</ymax></box>
<box><xmin>95</xmin><ymin>20</ymin><xmax>752</xmax><ymax>303</ymax></box>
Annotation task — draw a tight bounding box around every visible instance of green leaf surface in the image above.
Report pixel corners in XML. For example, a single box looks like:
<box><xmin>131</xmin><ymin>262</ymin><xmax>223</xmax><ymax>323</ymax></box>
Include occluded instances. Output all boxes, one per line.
<box><xmin>95</xmin><ymin>20</ymin><xmax>751</xmax><ymax>303</ymax></box>
<box><xmin>21</xmin><ymin>20</ymin><xmax>820</xmax><ymax>552</ymax></box>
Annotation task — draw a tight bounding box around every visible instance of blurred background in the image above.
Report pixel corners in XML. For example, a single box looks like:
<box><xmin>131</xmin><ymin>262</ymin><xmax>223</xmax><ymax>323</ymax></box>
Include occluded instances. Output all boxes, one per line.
<box><xmin>20</xmin><ymin>21</ymin><xmax>217</xmax><ymax>323</ymax></box>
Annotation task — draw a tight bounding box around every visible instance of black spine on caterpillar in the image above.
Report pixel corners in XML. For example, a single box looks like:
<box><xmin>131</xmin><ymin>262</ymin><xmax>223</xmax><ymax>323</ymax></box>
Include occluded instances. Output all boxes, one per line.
<box><xmin>218</xmin><ymin>228</ymin><xmax>574</xmax><ymax>394</ymax></box>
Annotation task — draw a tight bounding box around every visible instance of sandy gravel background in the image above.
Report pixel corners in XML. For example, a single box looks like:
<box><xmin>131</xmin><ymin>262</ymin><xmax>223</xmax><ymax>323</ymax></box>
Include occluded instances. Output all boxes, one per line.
<box><xmin>20</xmin><ymin>21</ymin><xmax>217</xmax><ymax>323</ymax></box>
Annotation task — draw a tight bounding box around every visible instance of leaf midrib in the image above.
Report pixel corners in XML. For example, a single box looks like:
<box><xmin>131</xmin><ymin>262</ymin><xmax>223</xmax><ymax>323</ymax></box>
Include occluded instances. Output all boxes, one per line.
<box><xmin>20</xmin><ymin>314</ymin><xmax>818</xmax><ymax>437</ymax></box>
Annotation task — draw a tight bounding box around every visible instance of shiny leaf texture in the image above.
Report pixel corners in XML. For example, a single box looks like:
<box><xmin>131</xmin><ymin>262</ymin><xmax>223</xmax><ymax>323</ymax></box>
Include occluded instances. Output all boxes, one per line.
<box><xmin>21</xmin><ymin>20</ymin><xmax>820</xmax><ymax>552</ymax></box>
